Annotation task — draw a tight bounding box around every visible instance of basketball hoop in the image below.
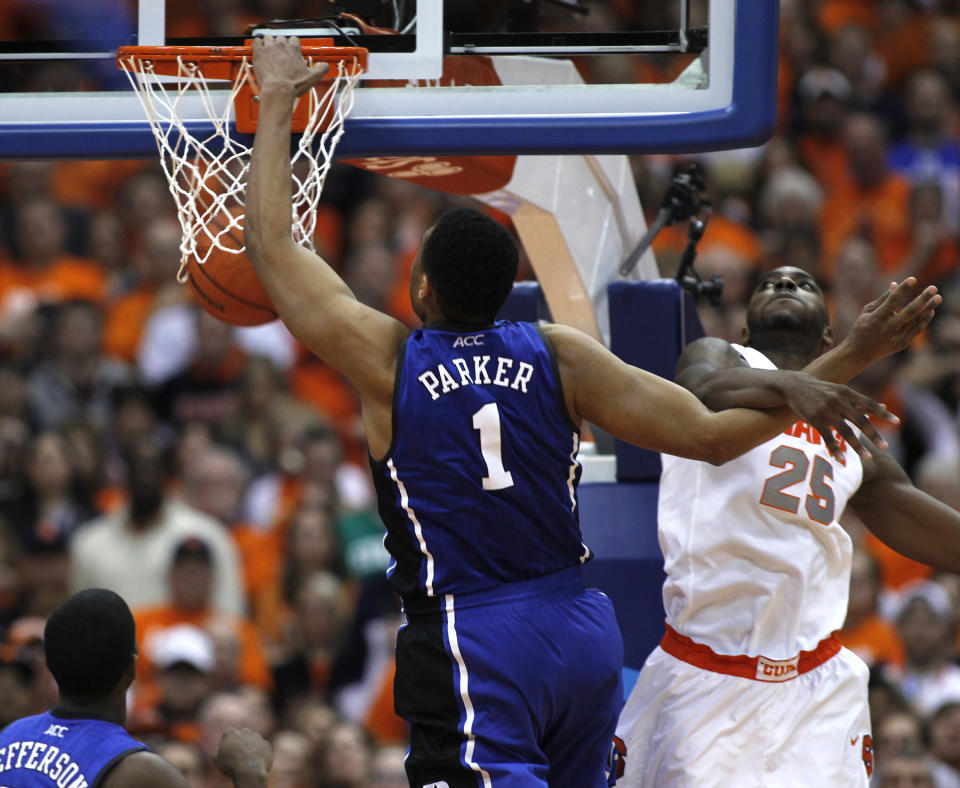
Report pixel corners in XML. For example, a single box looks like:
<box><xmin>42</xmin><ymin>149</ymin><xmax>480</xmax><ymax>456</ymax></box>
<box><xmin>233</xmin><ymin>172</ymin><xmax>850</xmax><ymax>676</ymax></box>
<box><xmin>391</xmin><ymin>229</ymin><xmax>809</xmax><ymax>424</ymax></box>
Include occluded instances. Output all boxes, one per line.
<box><xmin>116</xmin><ymin>40</ymin><xmax>367</xmax><ymax>282</ymax></box>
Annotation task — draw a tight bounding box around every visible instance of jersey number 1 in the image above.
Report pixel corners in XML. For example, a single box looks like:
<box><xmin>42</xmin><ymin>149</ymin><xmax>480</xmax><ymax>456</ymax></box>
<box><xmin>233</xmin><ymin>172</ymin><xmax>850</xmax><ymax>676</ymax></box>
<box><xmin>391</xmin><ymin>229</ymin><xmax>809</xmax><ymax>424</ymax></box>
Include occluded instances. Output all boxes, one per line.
<box><xmin>472</xmin><ymin>403</ymin><xmax>515</xmax><ymax>490</ymax></box>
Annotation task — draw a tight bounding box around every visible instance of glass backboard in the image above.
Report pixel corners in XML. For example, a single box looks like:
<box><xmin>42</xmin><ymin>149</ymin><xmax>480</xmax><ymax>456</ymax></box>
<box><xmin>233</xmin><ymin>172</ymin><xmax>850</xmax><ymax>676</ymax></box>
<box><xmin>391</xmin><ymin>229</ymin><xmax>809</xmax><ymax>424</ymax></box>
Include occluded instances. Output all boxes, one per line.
<box><xmin>0</xmin><ymin>0</ymin><xmax>778</xmax><ymax>159</ymax></box>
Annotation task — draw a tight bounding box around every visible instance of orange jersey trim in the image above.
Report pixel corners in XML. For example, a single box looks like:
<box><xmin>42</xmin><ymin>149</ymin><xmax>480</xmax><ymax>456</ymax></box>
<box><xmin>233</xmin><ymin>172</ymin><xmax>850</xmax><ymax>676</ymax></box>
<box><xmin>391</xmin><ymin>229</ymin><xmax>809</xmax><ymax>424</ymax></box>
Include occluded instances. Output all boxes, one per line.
<box><xmin>661</xmin><ymin>623</ymin><xmax>841</xmax><ymax>683</ymax></box>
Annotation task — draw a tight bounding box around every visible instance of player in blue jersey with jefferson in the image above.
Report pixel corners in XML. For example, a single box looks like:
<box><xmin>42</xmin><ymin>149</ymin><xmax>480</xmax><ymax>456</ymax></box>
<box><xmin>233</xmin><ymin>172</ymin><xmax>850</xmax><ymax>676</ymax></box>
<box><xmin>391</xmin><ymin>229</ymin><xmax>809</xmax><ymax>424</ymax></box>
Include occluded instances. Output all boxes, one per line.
<box><xmin>0</xmin><ymin>589</ymin><xmax>272</xmax><ymax>787</ymax></box>
<box><xmin>245</xmin><ymin>36</ymin><xmax>938</xmax><ymax>788</ymax></box>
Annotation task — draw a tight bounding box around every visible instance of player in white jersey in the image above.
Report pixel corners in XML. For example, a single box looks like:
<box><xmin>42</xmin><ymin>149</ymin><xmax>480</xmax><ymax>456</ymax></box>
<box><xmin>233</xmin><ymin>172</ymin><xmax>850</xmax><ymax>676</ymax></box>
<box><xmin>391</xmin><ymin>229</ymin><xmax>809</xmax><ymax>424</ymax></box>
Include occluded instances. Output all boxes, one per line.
<box><xmin>616</xmin><ymin>268</ymin><xmax>960</xmax><ymax>787</ymax></box>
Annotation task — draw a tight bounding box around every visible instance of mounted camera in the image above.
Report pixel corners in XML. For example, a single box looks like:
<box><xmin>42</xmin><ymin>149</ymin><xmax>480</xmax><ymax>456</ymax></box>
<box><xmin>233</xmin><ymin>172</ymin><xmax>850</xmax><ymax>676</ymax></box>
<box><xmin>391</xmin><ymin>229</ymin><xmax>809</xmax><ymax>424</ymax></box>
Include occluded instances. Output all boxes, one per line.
<box><xmin>621</xmin><ymin>164</ymin><xmax>722</xmax><ymax>306</ymax></box>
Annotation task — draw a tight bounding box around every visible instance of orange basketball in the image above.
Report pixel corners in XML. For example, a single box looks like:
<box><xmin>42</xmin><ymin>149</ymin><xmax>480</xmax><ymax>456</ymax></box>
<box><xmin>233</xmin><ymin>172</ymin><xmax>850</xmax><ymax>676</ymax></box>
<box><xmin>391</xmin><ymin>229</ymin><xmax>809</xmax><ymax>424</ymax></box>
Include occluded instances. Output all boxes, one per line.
<box><xmin>186</xmin><ymin>207</ymin><xmax>278</xmax><ymax>327</ymax></box>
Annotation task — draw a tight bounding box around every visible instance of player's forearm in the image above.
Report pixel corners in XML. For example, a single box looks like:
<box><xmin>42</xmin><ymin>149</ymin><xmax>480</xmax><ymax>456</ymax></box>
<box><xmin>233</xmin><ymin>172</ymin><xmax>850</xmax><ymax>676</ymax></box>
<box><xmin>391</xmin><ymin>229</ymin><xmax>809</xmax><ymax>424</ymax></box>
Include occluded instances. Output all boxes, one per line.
<box><xmin>245</xmin><ymin>86</ymin><xmax>297</xmax><ymax>256</ymax></box>
<box><xmin>244</xmin><ymin>85</ymin><xmax>357</xmax><ymax>344</ymax></box>
<box><xmin>802</xmin><ymin>338</ymin><xmax>869</xmax><ymax>384</ymax></box>
<box><xmin>853</xmin><ymin>481</ymin><xmax>960</xmax><ymax>573</ymax></box>
<box><xmin>694</xmin><ymin>340</ymin><xmax>870</xmax><ymax>402</ymax></box>
<box><xmin>616</xmin><ymin>376</ymin><xmax>796</xmax><ymax>465</ymax></box>
<box><xmin>695</xmin><ymin>404</ymin><xmax>797</xmax><ymax>465</ymax></box>
<box><xmin>693</xmin><ymin>368</ymin><xmax>804</xmax><ymax>411</ymax></box>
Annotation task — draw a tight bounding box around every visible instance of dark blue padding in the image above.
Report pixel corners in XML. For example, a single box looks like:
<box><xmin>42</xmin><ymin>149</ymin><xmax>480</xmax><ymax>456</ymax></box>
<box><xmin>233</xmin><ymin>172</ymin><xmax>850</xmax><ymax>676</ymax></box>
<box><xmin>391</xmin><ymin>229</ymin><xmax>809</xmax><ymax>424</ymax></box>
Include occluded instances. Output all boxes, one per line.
<box><xmin>579</xmin><ymin>481</ymin><xmax>664</xmax><ymax>671</ymax></box>
<box><xmin>609</xmin><ymin>279</ymin><xmax>704</xmax><ymax>482</ymax></box>
<box><xmin>0</xmin><ymin>0</ymin><xmax>778</xmax><ymax>159</ymax></box>
<box><xmin>496</xmin><ymin>280</ymin><xmax>553</xmax><ymax>324</ymax></box>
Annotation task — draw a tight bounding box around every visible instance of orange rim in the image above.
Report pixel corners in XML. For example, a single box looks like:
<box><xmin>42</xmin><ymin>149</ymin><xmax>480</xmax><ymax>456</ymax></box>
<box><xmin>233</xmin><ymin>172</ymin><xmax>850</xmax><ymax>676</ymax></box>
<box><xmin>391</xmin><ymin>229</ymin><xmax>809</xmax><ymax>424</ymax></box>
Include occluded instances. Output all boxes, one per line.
<box><xmin>116</xmin><ymin>39</ymin><xmax>368</xmax><ymax>79</ymax></box>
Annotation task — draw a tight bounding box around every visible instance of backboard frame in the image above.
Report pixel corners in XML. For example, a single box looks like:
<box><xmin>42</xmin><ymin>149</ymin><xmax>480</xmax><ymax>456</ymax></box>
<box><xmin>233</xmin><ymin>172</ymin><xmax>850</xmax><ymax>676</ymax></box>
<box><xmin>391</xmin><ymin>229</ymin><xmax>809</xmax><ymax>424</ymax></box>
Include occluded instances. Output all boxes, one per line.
<box><xmin>0</xmin><ymin>0</ymin><xmax>778</xmax><ymax>159</ymax></box>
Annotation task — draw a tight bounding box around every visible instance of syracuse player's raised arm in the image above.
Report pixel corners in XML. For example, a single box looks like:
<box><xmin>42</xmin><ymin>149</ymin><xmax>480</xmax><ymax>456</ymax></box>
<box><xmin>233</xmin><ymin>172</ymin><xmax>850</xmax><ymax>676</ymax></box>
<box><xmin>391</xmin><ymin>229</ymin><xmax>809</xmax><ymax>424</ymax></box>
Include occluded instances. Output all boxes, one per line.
<box><xmin>544</xmin><ymin>324</ymin><xmax>893</xmax><ymax>464</ymax></box>
<box><xmin>674</xmin><ymin>336</ymin><xmax>795</xmax><ymax>409</ymax></box>
<box><xmin>849</xmin><ymin>437</ymin><xmax>960</xmax><ymax>573</ymax></box>
<box><xmin>244</xmin><ymin>36</ymin><xmax>408</xmax><ymax>401</ymax></box>
<box><xmin>679</xmin><ymin>279</ymin><xmax>940</xmax><ymax>410</ymax></box>
<box><xmin>671</xmin><ymin>337</ymin><xmax>892</xmax><ymax>451</ymax></box>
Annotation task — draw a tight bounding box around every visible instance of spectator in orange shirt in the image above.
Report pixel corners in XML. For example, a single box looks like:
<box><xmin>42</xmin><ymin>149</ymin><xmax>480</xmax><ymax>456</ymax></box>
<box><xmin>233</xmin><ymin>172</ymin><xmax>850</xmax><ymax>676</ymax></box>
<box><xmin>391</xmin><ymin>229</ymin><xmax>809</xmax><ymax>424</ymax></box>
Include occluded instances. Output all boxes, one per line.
<box><xmin>344</xmin><ymin>242</ymin><xmax>418</xmax><ymax>328</ymax></box>
<box><xmin>255</xmin><ymin>503</ymin><xmax>348</xmax><ymax>648</ymax></box>
<box><xmin>817</xmin><ymin>0</ymin><xmax>876</xmax><ymax>35</ymax></box>
<box><xmin>838</xmin><ymin>549</ymin><xmax>905</xmax><ymax>669</ymax></box>
<box><xmin>0</xmin><ymin>197</ymin><xmax>105</xmax><ymax>310</ymax></box>
<box><xmin>794</xmin><ymin>67</ymin><xmax>854</xmax><ymax>195</ymax></box>
<box><xmin>180</xmin><ymin>444</ymin><xmax>281</xmax><ymax>616</ymax></box>
<box><xmin>129</xmin><ymin>621</ymin><xmax>216</xmax><ymax>745</ymax></box>
<box><xmin>134</xmin><ymin>536</ymin><xmax>272</xmax><ymax>695</ymax></box>
<box><xmin>820</xmin><ymin>113</ymin><xmax>913</xmax><ymax>276</ymax></box>
<box><xmin>826</xmin><ymin>22</ymin><xmax>886</xmax><ymax>109</ymax></box>
<box><xmin>104</xmin><ymin>217</ymin><xmax>187</xmax><ymax>364</ymax></box>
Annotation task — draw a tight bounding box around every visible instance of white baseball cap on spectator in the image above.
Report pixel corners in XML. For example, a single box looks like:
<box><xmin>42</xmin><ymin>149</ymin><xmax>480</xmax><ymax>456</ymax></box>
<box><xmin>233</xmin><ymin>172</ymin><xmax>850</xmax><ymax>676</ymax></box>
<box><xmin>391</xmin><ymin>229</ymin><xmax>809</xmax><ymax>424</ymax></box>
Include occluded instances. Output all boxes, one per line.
<box><xmin>147</xmin><ymin>624</ymin><xmax>215</xmax><ymax>673</ymax></box>
<box><xmin>889</xmin><ymin>579</ymin><xmax>954</xmax><ymax>624</ymax></box>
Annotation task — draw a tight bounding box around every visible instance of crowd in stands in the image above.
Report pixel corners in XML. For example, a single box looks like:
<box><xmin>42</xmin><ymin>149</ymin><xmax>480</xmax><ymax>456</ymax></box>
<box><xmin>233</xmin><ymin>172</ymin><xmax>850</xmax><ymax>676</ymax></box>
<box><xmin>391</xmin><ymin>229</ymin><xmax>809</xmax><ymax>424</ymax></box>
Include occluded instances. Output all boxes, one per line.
<box><xmin>0</xmin><ymin>0</ymin><xmax>959</xmax><ymax>785</ymax></box>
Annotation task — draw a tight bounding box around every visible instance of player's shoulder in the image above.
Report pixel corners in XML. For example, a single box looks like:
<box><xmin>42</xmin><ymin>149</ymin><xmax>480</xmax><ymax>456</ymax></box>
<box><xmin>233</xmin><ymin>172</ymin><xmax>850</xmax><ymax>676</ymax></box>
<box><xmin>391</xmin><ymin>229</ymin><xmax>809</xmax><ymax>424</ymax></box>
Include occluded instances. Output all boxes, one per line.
<box><xmin>101</xmin><ymin>749</ymin><xmax>190</xmax><ymax>788</ymax></box>
<box><xmin>539</xmin><ymin>322</ymin><xmax>601</xmax><ymax>356</ymax></box>
<box><xmin>0</xmin><ymin>711</ymin><xmax>43</xmax><ymax>736</ymax></box>
<box><xmin>677</xmin><ymin>336</ymin><xmax>745</xmax><ymax>367</ymax></box>
<box><xmin>674</xmin><ymin>336</ymin><xmax>748</xmax><ymax>382</ymax></box>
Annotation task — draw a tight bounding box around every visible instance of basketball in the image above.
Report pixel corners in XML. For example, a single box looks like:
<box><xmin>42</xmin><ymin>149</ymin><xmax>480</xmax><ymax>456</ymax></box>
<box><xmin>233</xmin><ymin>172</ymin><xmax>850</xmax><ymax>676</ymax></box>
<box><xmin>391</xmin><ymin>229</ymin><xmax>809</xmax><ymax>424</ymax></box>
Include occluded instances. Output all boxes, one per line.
<box><xmin>185</xmin><ymin>206</ymin><xmax>278</xmax><ymax>327</ymax></box>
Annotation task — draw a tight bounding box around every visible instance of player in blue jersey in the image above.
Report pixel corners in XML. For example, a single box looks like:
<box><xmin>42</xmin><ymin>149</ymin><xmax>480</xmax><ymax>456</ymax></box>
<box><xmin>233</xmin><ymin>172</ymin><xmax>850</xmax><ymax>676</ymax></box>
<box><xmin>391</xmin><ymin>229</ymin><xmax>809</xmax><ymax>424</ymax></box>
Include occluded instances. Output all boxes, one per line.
<box><xmin>0</xmin><ymin>588</ymin><xmax>272</xmax><ymax>787</ymax></box>
<box><xmin>245</xmin><ymin>36</ymin><xmax>939</xmax><ymax>788</ymax></box>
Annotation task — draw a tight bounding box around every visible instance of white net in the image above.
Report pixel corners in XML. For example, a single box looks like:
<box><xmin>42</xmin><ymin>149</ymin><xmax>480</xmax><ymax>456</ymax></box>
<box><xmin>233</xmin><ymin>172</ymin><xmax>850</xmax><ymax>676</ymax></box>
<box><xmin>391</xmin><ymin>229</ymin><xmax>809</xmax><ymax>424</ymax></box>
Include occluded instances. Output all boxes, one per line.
<box><xmin>118</xmin><ymin>50</ymin><xmax>363</xmax><ymax>282</ymax></box>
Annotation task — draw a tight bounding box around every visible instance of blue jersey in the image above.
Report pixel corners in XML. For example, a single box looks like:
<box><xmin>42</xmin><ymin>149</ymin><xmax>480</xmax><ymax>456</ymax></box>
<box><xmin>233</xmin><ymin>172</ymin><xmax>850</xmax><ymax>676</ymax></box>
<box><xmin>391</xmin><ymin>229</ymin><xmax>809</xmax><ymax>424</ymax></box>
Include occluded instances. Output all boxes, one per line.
<box><xmin>371</xmin><ymin>320</ymin><xmax>590</xmax><ymax>597</ymax></box>
<box><xmin>0</xmin><ymin>710</ymin><xmax>147</xmax><ymax>787</ymax></box>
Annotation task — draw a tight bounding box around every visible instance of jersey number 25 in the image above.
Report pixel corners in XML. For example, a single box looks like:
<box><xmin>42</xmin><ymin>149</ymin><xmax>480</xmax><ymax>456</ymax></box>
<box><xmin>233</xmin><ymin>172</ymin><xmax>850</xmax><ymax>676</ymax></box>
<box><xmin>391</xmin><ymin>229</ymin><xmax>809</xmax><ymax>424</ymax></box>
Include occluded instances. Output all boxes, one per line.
<box><xmin>759</xmin><ymin>446</ymin><xmax>835</xmax><ymax>525</ymax></box>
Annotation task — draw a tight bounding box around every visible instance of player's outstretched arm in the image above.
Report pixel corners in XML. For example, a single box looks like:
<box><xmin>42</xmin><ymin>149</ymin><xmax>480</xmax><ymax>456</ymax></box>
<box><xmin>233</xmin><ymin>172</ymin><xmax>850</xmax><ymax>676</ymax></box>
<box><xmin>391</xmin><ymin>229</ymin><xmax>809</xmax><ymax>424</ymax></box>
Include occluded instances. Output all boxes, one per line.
<box><xmin>103</xmin><ymin>728</ymin><xmax>273</xmax><ymax>787</ymax></box>
<box><xmin>673</xmin><ymin>278</ymin><xmax>939</xmax><ymax>453</ymax></box>
<box><xmin>545</xmin><ymin>324</ymin><xmax>891</xmax><ymax>464</ymax></box>
<box><xmin>245</xmin><ymin>35</ymin><xmax>407</xmax><ymax>403</ymax></box>
<box><xmin>684</xmin><ymin>278</ymin><xmax>939</xmax><ymax>408</ymax></box>
<box><xmin>850</xmin><ymin>439</ymin><xmax>960</xmax><ymax>573</ymax></box>
<box><xmin>673</xmin><ymin>338</ymin><xmax>895</xmax><ymax>456</ymax></box>
<box><xmin>102</xmin><ymin>751</ymin><xmax>191</xmax><ymax>787</ymax></box>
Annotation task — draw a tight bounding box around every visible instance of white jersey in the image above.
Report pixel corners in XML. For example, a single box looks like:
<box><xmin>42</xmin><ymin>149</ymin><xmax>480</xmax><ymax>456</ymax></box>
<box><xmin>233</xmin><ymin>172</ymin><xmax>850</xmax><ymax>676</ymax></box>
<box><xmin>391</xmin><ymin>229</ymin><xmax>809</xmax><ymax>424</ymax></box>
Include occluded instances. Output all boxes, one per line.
<box><xmin>659</xmin><ymin>344</ymin><xmax>864</xmax><ymax>659</ymax></box>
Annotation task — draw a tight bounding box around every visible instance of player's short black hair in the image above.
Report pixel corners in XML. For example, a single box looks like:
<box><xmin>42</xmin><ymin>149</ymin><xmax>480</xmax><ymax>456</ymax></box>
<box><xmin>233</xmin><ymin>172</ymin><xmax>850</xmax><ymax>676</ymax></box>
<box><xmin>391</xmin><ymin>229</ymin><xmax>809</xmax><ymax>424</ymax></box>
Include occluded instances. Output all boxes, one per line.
<box><xmin>44</xmin><ymin>589</ymin><xmax>136</xmax><ymax>703</ymax></box>
<box><xmin>420</xmin><ymin>208</ymin><xmax>519</xmax><ymax>323</ymax></box>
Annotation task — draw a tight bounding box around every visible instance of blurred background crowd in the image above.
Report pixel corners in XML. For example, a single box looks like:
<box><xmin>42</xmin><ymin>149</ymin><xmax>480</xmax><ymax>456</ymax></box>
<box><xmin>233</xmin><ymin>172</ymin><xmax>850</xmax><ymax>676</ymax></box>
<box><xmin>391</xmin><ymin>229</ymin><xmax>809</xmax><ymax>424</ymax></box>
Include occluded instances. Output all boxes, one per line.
<box><xmin>0</xmin><ymin>0</ymin><xmax>959</xmax><ymax>786</ymax></box>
